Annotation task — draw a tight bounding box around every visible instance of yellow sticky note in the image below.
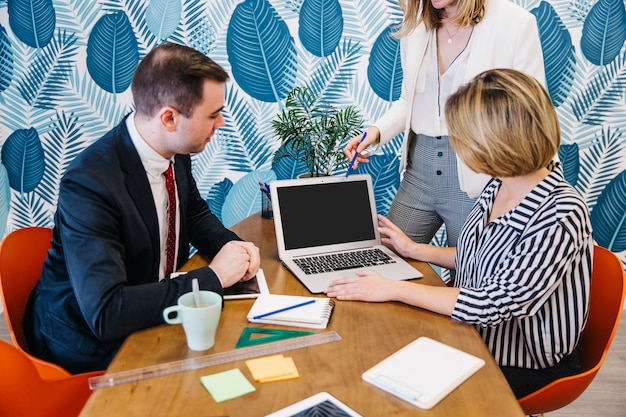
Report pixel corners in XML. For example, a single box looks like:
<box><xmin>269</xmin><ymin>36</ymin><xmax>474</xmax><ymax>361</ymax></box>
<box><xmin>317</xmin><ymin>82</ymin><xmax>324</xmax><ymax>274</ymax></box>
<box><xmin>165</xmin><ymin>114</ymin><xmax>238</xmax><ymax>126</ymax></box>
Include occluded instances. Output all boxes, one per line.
<box><xmin>258</xmin><ymin>357</ymin><xmax>299</xmax><ymax>383</ymax></box>
<box><xmin>200</xmin><ymin>368</ymin><xmax>256</xmax><ymax>402</ymax></box>
<box><xmin>245</xmin><ymin>354</ymin><xmax>300</xmax><ymax>383</ymax></box>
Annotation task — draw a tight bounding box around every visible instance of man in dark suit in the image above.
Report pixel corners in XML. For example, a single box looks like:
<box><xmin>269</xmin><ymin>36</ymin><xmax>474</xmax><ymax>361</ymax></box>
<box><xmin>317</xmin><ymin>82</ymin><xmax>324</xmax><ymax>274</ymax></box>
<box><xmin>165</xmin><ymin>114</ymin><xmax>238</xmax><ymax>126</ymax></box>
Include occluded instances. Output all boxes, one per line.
<box><xmin>24</xmin><ymin>43</ymin><xmax>260</xmax><ymax>374</ymax></box>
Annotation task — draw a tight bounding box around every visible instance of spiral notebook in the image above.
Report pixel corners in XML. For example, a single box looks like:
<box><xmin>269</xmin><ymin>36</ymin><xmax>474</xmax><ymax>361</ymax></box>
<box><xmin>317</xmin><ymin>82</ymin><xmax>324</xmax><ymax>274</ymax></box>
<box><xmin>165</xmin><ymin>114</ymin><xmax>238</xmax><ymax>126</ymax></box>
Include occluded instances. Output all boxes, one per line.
<box><xmin>362</xmin><ymin>337</ymin><xmax>485</xmax><ymax>410</ymax></box>
<box><xmin>247</xmin><ymin>295</ymin><xmax>335</xmax><ymax>329</ymax></box>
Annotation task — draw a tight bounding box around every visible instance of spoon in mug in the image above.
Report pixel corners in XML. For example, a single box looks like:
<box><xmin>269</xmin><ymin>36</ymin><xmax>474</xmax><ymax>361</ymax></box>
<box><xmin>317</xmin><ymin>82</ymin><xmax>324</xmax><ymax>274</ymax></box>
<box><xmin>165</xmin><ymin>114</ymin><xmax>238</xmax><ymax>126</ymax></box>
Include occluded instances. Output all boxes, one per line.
<box><xmin>192</xmin><ymin>278</ymin><xmax>201</xmax><ymax>308</ymax></box>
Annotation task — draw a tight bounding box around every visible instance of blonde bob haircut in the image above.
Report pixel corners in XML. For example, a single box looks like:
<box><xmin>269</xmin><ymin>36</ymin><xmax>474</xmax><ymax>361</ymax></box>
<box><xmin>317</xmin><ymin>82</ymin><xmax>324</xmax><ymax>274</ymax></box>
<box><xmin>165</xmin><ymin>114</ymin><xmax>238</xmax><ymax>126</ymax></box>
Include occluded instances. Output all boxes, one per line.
<box><xmin>395</xmin><ymin>0</ymin><xmax>486</xmax><ymax>37</ymax></box>
<box><xmin>445</xmin><ymin>69</ymin><xmax>560</xmax><ymax>178</ymax></box>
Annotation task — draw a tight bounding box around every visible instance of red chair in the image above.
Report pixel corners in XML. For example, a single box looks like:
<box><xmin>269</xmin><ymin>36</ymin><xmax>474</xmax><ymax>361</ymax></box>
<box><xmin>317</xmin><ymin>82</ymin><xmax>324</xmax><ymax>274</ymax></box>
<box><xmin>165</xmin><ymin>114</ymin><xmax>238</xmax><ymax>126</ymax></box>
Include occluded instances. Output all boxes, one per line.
<box><xmin>0</xmin><ymin>227</ymin><xmax>103</xmax><ymax>381</ymax></box>
<box><xmin>0</xmin><ymin>339</ymin><xmax>96</xmax><ymax>417</ymax></box>
<box><xmin>518</xmin><ymin>245</ymin><xmax>626</xmax><ymax>415</ymax></box>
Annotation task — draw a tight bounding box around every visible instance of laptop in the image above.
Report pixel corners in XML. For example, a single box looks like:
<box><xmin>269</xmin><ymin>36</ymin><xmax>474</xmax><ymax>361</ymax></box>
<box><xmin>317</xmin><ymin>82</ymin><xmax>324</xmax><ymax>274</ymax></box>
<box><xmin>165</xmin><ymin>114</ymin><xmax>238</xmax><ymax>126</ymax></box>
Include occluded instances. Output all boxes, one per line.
<box><xmin>270</xmin><ymin>174</ymin><xmax>423</xmax><ymax>293</ymax></box>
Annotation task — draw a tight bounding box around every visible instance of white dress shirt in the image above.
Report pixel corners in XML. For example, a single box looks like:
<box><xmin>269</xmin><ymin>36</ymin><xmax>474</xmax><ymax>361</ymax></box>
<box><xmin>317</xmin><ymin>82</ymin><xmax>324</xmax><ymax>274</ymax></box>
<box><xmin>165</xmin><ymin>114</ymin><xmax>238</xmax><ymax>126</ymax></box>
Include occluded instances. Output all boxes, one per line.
<box><xmin>126</xmin><ymin>114</ymin><xmax>179</xmax><ymax>280</ymax></box>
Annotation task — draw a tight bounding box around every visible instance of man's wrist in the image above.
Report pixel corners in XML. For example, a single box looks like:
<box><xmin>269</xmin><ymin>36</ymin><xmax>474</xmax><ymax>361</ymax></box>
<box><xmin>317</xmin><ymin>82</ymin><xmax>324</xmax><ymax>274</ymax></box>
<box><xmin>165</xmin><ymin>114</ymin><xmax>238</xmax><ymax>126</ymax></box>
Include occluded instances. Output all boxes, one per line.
<box><xmin>207</xmin><ymin>266</ymin><xmax>224</xmax><ymax>287</ymax></box>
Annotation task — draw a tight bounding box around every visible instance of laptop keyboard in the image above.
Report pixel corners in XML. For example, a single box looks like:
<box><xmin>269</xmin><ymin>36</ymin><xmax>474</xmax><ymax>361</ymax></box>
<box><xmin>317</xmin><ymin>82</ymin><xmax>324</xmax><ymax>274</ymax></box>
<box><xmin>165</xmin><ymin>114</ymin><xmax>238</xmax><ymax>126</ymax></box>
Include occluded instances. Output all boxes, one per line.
<box><xmin>294</xmin><ymin>248</ymin><xmax>397</xmax><ymax>275</ymax></box>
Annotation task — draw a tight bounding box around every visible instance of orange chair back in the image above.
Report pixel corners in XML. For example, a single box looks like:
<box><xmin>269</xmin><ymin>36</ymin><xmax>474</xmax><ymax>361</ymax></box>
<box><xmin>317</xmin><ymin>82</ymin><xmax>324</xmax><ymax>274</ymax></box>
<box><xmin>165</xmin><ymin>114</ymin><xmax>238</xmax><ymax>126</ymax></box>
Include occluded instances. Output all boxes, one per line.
<box><xmin>0</xmin><ymin>227</ymin><xmax>74</xmax><ymax>379</ymax></box>
<box><xmin>0</xmin><ymin>227</ymin><xmax>52</xmax><ymax>348</ymax></box>
<box><xmin>0</xmin><ymin>339</ymin><xmax>99</xmax><ymax>417</ymax></box>
<box><xmin>519</xmin><ymin>245</ymin><xmax>626</xmax><ymax>415</ymax></box>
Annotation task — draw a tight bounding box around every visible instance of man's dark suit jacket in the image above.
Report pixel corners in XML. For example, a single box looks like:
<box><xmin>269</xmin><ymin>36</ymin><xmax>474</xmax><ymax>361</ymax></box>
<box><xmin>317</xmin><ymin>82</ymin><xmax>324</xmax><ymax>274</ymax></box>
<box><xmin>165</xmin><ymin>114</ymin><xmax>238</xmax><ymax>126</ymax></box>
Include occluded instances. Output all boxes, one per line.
<box><xmin>25</xmin><ymin>116</ymin><xmax>240</xmax><ymax>373</ymax></box>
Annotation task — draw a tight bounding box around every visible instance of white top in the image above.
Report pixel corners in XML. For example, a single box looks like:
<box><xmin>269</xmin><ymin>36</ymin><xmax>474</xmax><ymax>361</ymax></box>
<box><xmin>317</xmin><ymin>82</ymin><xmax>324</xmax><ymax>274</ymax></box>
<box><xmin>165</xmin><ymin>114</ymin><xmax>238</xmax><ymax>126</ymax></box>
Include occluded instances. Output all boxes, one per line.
<box><xmin>126</xmin><ymin>114</ymin><xmax>179</xmax><ymax>280</ymax></box>
<box><xmin>410</xmin><ymin>30</ymin><xmax>472</xmax><ymax>136</ymax></box>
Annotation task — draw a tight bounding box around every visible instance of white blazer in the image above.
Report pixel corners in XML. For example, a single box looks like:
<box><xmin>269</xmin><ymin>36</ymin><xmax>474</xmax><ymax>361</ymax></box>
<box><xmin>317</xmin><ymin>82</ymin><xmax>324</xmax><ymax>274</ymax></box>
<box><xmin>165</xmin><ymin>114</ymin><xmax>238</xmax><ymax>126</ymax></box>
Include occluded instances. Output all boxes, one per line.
<box><xmin>374</xmin><ymin>0</ymin><xmax>545</xmax><ymax>198</ymax></box>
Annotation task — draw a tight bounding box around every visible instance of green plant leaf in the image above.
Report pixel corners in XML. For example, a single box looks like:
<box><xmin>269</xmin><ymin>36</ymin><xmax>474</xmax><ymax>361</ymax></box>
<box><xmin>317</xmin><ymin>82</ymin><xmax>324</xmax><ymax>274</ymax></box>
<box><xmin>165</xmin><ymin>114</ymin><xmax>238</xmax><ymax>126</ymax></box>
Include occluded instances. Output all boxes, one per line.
<box><xmin>272</xmin><ymin>86</ymin><xmax>362</xmax><ymax>176</ymax></box>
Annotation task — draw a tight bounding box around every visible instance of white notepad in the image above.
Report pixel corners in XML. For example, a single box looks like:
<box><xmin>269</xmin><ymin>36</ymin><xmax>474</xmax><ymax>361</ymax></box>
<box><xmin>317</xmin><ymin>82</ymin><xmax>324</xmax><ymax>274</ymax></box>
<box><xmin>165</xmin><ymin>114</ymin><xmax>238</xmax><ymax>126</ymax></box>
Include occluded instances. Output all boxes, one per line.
<box><xmin>362</xmin><ymin>337</ymin><xmax>485</xmax><ymax>410</ymax></box>
<box><xmin>247</xmin><ymin>294</ymin><xmax>335</xmax><ymax>329</ymax></box>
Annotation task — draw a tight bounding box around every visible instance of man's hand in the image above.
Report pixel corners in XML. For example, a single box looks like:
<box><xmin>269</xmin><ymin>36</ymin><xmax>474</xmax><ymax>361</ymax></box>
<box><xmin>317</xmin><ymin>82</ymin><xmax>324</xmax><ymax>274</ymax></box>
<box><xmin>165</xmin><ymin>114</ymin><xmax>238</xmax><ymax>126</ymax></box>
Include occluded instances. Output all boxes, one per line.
<box><xmin>209</xmin><ymin>240</ymin><xmax>260</xmax><ymax>287</ymax></box>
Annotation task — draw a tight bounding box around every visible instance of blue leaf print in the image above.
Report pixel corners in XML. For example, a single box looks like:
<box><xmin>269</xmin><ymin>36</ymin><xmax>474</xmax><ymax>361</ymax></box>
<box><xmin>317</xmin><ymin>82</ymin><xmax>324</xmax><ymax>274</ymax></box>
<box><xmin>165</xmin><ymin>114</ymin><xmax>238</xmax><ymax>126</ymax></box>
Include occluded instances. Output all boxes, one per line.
<box><xmin>558</xmin><ymin>143</ymin><xmax>580</xmax><ymax>187</ymax></box>
<box><xmin>222</xmin><ymin>86</ymin><xmax>277</xmax><ymax>170</ymax></box>
<box><xmin>590</xmin><ymin>170</ymin><xmax>626</xmax><ymax>252</ymax></box>
<box><xmin>227</xmin><ymin>0</ymin><xmax>297</xmax><ymax>103</ymax></box>
<box><xmin>309</xmin><ymin>38</ymin><xmax>362</xmax><ymax>102</ymax></box>
<box><xmin>0</xmin><ymin>25</ymin><xmax>14</xmax><ymax>93</ymax></box>
<box><xmin>575</xmin><ymin>126</ymin><xmax>623</xmax><ymax>210</ymax></box>
<box><xmin>221</xmin><ymin>170</ymin><xmax>277</xmax><ymax>228</ymax></box>
<box><xmin>0</xmin><ymin>128</ymin><xmax>45</xmax><ymax>194</ymax></box>
<box><xmin>86</xmin><ymin>11</ymin><xmax>139</xmax><ymax>94</ymax></box>
<box><xmin>18</xmin><ymin>30</ymin><xmax>79</xmax><ymax>110</ymax></box>
<box><xmin>367</xmin><ymin>24</ymin><xmax>402</xmax><ymax>102</ymax></box>
<box><xmin>0</xmin><ymin>164</ymin><xmax>11</xmax><ymax>237</ymax></box>
<box><xmin>38</xmin><ymin>111</ymin><xmax>86</xmax><ymax>207</ymax></box>
<box><xmin>7</xmin><ymin>0</ymin><xmax>55</xmax><ymax>49</ymax></box>
<box><xmin>581</xmin><ymin>0</ymin><xmax>626</xmax><ymax>66</ymax></box>
<box><xmin>299</xmin><ymin>0</ymin><xmax>343</xmax><ymax>58</ymax></box>
<box><xmin>146</xmin><ymin>0</ymin><xmax>182</xmax><ymax>41</ymax></box>
<box><xmin>532</xmin><ymin>1</ymin><xmax>575</xmax><ymax>107</ymax></box>
<box><xmin>571</xmin><ymin>52</ymin><xmax>626</xmax><ymax>125</ymax></box>
<box><xmin>272</xmin><ymin>141</ymin><xmax>311</xmax><ymax>180</ymax></box>
<box><xmin>9</xmin><ymin>191</ymin><xmax>51</xmax><ymax>229</ymax></box>
<box><xmin>356</xmin><ymin>152</ymin><xmax>400</xmax><ymax>216</ymax></box>
<box><xmin>207</xmin><ymin>177</ymin><xmax>234</xmax><ymax>223</ymax></box>
<box><xmin>272</xmin><ymin>153</ymin><xmax>307</xmax><ymax>179</ymax></box>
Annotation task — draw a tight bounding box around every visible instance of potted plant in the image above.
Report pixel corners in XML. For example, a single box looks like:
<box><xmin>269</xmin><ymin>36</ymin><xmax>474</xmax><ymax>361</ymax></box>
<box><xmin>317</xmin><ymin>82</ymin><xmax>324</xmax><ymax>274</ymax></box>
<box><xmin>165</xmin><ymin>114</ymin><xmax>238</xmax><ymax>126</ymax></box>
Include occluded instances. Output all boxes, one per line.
<box><xmin>272</xmin><ymin>87</ymin><xmax>364</xmax><ymax>177</ymax></box>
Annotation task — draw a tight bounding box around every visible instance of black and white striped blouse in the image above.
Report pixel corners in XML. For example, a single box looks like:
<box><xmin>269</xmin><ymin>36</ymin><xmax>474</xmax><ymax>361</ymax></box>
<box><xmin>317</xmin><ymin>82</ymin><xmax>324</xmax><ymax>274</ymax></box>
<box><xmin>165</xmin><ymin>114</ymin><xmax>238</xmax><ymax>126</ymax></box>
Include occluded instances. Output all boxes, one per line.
<box><xmin>452</xmin><ymin>162</ymin><xmax>593</xmax><ymax>369</ymax></box>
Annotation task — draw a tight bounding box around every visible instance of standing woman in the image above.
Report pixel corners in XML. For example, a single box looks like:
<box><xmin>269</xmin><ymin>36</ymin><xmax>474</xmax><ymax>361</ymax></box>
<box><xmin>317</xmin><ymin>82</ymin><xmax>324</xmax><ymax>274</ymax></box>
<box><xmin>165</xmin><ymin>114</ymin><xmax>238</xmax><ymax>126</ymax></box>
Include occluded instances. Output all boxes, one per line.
<box><xmin>345</xmin><ymin>0</ymin><xmax>545</xmax><ymax>249</ymax></box>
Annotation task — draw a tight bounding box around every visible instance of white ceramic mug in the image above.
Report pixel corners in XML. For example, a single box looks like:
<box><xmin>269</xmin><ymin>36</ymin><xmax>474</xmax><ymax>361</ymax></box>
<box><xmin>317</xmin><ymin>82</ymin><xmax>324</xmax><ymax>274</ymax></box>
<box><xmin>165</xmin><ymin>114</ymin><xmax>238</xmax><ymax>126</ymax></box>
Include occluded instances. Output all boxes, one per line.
<box><xmin>162</xmin><ymin>291</ymin><xmax>222</xmax><ymax>351</ymax></box>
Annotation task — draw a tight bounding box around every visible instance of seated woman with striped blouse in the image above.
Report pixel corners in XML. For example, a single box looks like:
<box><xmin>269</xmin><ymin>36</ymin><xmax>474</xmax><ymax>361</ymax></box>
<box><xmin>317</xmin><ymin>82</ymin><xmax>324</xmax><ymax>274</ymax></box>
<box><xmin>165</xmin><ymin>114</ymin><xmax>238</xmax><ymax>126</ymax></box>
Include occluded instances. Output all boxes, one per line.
<box><xmin>325</xmin><ymin>68</ymin><xmax>593</xmax><ymax>399</ymax></box>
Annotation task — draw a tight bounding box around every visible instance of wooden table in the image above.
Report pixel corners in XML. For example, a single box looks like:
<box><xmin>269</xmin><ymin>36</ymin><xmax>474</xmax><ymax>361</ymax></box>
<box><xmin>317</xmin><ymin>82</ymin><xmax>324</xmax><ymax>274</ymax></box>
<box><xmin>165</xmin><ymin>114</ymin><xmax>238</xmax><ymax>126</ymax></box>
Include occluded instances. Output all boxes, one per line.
<box><xmin>80</xmin><ymin>214</ymin><xmax>524</xmax><ymax>417</ymax></box>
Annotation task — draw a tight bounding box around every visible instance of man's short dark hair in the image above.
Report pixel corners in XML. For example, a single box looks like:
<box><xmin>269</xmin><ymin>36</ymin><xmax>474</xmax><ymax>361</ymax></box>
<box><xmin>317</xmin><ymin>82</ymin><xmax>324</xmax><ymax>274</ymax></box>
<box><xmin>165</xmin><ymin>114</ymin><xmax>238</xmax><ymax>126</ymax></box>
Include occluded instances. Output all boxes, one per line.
<box><xmin>131</xmin><ymin>42</ymin><xmax>229</xmax><ymax>118</ymax></box>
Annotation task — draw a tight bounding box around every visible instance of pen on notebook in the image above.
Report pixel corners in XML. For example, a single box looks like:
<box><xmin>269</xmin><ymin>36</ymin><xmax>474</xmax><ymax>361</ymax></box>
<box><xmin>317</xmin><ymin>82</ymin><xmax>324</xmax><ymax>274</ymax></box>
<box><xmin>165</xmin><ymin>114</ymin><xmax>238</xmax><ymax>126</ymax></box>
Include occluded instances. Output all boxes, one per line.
<box><xmin>345</xmin><ymin>132</ymin><xmax>367</xmax><ymax>177</ymax></box>
<box><xmin>253</xmin><ymin>299</ymin><xmax>316</xmax><ymax>320</ymax></box>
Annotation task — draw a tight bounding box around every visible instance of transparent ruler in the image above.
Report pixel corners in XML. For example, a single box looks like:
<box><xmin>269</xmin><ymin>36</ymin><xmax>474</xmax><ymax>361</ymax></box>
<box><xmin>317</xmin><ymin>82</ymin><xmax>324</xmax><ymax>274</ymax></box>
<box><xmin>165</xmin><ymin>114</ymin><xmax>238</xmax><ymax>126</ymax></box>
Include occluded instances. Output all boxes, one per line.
<box><xmin>89</xmin><ymin>331</ymin><xmax>341</xmax><ymax>390</ymax></box>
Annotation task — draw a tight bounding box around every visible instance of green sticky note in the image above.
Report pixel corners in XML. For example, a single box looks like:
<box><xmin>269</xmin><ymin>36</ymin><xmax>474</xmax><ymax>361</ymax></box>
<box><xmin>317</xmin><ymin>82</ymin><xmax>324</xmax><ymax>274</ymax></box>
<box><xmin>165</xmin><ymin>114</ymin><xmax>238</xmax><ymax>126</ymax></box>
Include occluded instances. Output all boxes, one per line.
<box><xmin>200</xmin><ymin>368</ymin><xmax>256</xmax><ymax>403</ymax></box>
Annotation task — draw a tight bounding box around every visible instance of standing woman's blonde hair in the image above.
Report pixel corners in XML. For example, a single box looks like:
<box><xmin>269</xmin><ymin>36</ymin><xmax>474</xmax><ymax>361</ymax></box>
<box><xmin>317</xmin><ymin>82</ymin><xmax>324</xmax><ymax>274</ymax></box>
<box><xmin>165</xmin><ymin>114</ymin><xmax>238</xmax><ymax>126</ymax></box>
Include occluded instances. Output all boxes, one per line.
<box><xmin>395</xmin><ymin>0</ymin><xmax>486</xmax><ymax>36</ymax></box>
<box><xmin>445</xmin><ymin>69</ymin><xmax>560</xmax><ymax>178</ymax></box>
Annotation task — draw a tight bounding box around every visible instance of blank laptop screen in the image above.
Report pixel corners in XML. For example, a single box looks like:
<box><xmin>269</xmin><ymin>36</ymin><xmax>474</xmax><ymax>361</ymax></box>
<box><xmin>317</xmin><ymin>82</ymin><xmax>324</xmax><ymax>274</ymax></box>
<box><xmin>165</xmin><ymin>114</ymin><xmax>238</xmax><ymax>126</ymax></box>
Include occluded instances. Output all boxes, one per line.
<box><xmin>276</xmin><ymin>179</ymin><xmax>376</xmax><ymax>250</ymax></box>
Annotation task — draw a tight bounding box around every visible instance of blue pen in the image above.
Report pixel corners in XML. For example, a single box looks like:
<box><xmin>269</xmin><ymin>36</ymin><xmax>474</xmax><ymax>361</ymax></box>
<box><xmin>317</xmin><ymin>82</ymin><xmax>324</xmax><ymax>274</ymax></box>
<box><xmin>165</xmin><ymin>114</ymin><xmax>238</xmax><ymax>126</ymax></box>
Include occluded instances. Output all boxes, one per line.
<box><xmin>258</xmin><ymin>182</ymin><xmax>271</xmax><ymax>193</ymax></box>
<box><xmin>345</xmin><ymin>132</ymin><xmax>367</xmax><ymax>177</ymax></box>
<box><xmin>252</xmin><ymin>299</ymin><xmax>316</xmax><ymax>320</ymax></box>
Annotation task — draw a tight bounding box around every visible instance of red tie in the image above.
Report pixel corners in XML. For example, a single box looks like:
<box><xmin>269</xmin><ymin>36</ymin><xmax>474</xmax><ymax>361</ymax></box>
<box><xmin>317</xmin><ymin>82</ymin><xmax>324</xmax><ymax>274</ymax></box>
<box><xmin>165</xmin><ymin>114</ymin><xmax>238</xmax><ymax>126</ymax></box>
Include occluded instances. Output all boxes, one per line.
<box><xmin>164</xmin><ymin>161</ymin><xmax>177</xmax><ymax>277</ymax></box>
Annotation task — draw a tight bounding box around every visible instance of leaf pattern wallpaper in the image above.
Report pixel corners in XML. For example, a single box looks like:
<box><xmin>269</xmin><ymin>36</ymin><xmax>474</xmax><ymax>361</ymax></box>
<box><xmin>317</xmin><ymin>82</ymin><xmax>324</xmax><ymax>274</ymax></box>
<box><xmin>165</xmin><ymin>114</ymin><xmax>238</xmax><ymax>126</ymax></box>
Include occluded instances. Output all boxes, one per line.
<box><xmin>0</xmin><ymin>0</ymin><xmax>625</xmax><ymax>266</ymax></box>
